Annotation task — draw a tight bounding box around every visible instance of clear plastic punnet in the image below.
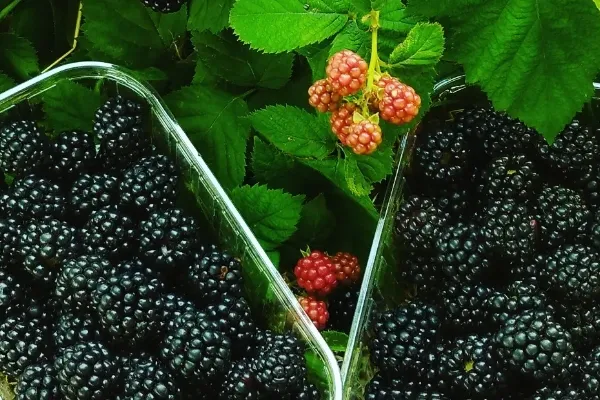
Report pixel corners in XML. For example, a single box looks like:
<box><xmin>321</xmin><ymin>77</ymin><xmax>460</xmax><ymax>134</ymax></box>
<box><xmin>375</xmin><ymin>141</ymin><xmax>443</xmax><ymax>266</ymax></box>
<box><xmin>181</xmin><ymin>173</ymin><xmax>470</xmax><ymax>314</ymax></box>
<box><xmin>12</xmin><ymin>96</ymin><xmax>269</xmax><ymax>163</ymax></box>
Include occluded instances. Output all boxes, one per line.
<box><xmin>0</xmin><ymin>61</ymin><xmax>342</xmax><ymax>400</ymax></box>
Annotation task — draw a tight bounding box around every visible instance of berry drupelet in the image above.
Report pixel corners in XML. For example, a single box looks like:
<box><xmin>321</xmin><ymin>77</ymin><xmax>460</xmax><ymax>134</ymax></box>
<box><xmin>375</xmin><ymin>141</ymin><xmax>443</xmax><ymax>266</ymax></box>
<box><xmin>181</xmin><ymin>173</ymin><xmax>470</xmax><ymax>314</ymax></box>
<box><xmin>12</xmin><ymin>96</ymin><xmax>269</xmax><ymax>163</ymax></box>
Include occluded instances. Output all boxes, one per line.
<box><xmin>187</xmin><ymin>250</ymin><xmax>244</xmax><ymax>303</ymax></box>
<box><xmin>414</xmin><ymin>128</ymin><xmax>470</xmax><ymax>186</ymax></box>
<box><xmin>396</xmin><ymin>195</ymin><xmax>449</xmax><ymax>254</ymax></box>
<box><xmin>81</xmin><ymin>205</ymin><xmax>137</xmax><ymax>261</ymax></box>
<box><xmin>49</xmin><ymin>130</ymin><xmax>96</xmax><ymax>178</ymax></box>
<box><xmin>0</xmin><ymin>120</ymin><xmax>50</xmax><ymax>176</ymax></box>
<box><xmin>69</xmin><ymin>173</ymin><xmax>119</xmax><ymax>220</ymax></box>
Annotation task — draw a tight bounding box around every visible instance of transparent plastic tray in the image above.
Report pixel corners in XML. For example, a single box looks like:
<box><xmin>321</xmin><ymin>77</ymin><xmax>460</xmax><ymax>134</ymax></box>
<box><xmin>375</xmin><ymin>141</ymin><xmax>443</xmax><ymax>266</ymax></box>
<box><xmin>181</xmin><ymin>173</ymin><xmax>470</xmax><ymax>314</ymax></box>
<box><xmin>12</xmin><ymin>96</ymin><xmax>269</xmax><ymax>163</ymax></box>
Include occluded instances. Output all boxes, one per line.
<box><xmin>0</xmin><ymin>61</ymin><xmax>342</xmax><ymax>400</ymax></box>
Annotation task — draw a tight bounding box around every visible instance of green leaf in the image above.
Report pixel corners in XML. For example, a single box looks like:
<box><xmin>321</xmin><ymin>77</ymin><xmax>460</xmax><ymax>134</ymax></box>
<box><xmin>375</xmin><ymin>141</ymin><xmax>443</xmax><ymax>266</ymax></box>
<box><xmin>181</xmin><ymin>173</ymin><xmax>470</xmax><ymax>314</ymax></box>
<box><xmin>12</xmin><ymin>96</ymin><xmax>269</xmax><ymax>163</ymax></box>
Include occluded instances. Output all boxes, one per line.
<box><xmin>596</xmin><ymin>0</ymin><xmax>600</xmax><ymax>10</ymax></box>
<box><xmin>192</xmin><ymin>31</ymin><xmax>294</xmax><ymax>89</ymax></box>
<box><xmin>230</xmin><ymin>0</ymin><xmax>348</xmax><ymax>53</ymax></box>
<box><xmin>250</xmin><ymin>106</ymin><xmax>337</xmax><ymax>159</ymax></box>
<box><xmin>188</xmin><ymin>0</ymin><xmax>235</xmax><ymax>33</ymax></box>
<box><xmin>408</xmin><ymin>0</ymin><xmax>600</xmax><ymax>142</ymax></box>
<box><xmin>306</xmin><ymin>0</ymin><xmax>351</xmax><ymax>13</ymax></box>
<box><xmin>128</xmin><ymin>67</ymin><xmax>169</xmax><ymax>82</ymax></box>
<box><xmin>350</xmin><ymin>0</ymin><xmax>371</xmax><ymax>14</ymax></box>
<box><xmin>0</xmin><ymin>73</ymin><xmax>14</xmax><ymax>93</ymax></box>
<box><xmin>329</xmin><ymin>22</ymin><xmax>370</xmax><ymax>59</ymax></box>
<box><xmin>42</xmin><ymin>81</ymin><xmax>105</xmax><ymax>132</ymax></box>
<box><xmin>0</xmin><ymin>33</ymin><xmax>39</xmax><ymax>80</ymax></box>
<box><xmin>303</xmin><ymin>157</ymin><xmax>372</xmax><ymax>198</ymax></box>
<box><xmin>164</xmin><ymin>85</ymin><xmax>251</xmax><ymax>190</ymax></box>
<box><xmin>266</xmin><ymin>251</ymin><xmax>281</xmax><ymax>267</ymax></box>
<box><xmin>291</xmin><ymin>194</ymin><xmax>336</xmax><ymax>246</ymax></box>
<box><xmin>82</xmin><ymin>0</ymin><xmax>188</xmax><ymax>68</ymax></box>
<box><xmin>321</xmin><ymin>331</ymin><xmax>349</xmax><ymax>352</ymax></box>
<box><xmin>297</xmin><ymin>41</ymin><xmax>332</xmax><ymax>81</ymax></box>
<box><xmin>379</xmin><ymin>1</ymin><xmax>417</xmax><ymax>33</ymax></box>
<box><xmin>230</xmin><ymin>184</ymin><xmax>304</xmax><ymax>250</ymax></box>
<box><xmin>345</xmin><ymin>145</ymin><xmax>394</xmax><ymax>184</ymax></box>
<box><xmin>390</xmin><ymin>22</ymin><xmax>445</xmax><ymax>66</ymax></box>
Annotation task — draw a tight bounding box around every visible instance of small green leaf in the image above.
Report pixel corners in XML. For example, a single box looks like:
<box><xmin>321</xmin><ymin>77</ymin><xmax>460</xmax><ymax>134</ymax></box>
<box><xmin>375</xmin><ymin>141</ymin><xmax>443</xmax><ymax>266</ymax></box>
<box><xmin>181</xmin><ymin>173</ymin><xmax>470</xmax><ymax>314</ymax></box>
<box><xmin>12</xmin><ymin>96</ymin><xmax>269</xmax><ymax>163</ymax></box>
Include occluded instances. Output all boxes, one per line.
<box><xmin>250</xmin><ymin>106</ymin><xmax>337</xmax><ymax>159</ymax></box>
<box><xmin>344</xmin><ymin>156</ymin><xmax>373</xmax><ymax>197</ymax></box>
<box><xmin>192</xmin><ymin>31</ymin><xmax>294</xmax><ymax>89</ymax></box>
<box><xmin>266</xmin><ymin>251</ymin><xmax>281</xmax><ymax>267</ymax></box>
<box><xmin>230</xmin><ymin>184</ymin><xmax>305</xmax><ymax>250</ymax></box>
<box><xmin>165</xmin><ymin>85</ymin><xmax>251</xmax><ymax>190</ymax></box>
<box><xmin>0</xmin><ymin>73</ymin><xmax>14</xmax><ymax>93</ymax></box>
<box><xmin>0</xmin><ymin>33</ymin><xmax>39</xmax><ymax>80</ymax></box>
<box><xmin>350</xmin><ymin>0</ymin><xmax>371</xmax><ymax>14</ymax></box>
<box><xmin>42</xmin><ymin>81</ymin><xmax>105</xmax><ymax>132</ymax></box>
<box><xmin>291</xmin><ymin>194</ymin><xmax>336</xmax><ymax>246</ymax></box>
<box><xmin>390</xmin><ymin>22</ymin><xmax>445</xmax><ymax>66</ymax></box>
<box><xmin>303</xmin><ymin>157</ymin><xmax>373</xmax><ymax>198</ymax></box>
<box><xmin>128</xmin><ymin>67</ymin><xmax>169</xmax><ymax>82</ymax></box>
<box><xmin>230</xmin><ymin>0</ymin><xmax>348</xmax><ymax>53</ymax></box>
<box><xmin>304</xmin><ymin>350</ymin><xmax>329</xmax><ymax>391</ymax></box>
<box><xmin>329</xmin><ymin>22</ymin><xmax>370</xmax><ymax>59</ymax></box>
<box><xmin>321</xmin><ymin>331</ymin><xmax>349</xmax><ymax>352</ymax></box>
<box><xmin>297</xmin><ymin>41</ymin><xmax>332</xmax><ymax>81</ymax></box>
<box><xmin>378</xmin><ymin>1</ymin><xmax>417</xmax><ymax>33</ymax></box>
<box><xmin>188</xmin><ymin>0</ymin><xmax>235</xmax><ymax>33</ymax></box>
<box><xmin>345</xmin><ymin>146</ymin><xmax>394</xmax><ymax>184</ymax></box>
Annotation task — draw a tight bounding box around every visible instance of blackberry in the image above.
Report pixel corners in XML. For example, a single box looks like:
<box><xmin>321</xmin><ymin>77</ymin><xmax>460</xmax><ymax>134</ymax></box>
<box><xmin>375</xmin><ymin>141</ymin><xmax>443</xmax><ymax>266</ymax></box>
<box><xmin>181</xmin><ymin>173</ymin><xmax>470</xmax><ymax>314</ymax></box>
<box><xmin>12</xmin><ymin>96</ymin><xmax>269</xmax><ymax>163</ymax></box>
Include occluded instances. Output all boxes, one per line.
<box><xmin>120</xmin><ymin>154</ymin><xmax>178</xmax><ymax>215</ymax></box>
<box><xmin>2</xmin><ymin>174</ymin><xmax>66</xmax><ymax>220</ymax></box>
<box><xmin>545</xmin><ymin>244</ymin><xmax>600</xmax><ymax>303</ymax></box>
<box><xmin>92</xmin><ymin>271</ymin><xmax>164</xmax><ymax>347</ymax></box>
<box><xmin>55</xmin><ymin>341</ymin><xmax>120</xmax><ymax>400</ymax></box>
<box><xmin>0</xmin><ymin>217</ymin><xmax>21</xmax><ymax>264</ymax></box>
<box><xmin>140</xmin><ymin>0</ymin><xmax>186</xmax><ymax>13</ymax></box>
<box><xmin>54</xmin><ymin>255</ymin><xmax>111</xmax><ymax>312</ymax></box>
<box><xmin>0</xmin><ymin>120</ymin><xmax>50</xmax><ymax>176</ymax></box>
<box><xmin>395</xmin><ymin>195</ymin><xmax>449</xmax><ymax>253</ymax></box>
<box><xmin>0</xmin><ymin>267</ymin><xmax>27</xmax><ymax>314</ymax></box>
<box><xmin>481</xmin><ymin>198</ymin><xmax>538</xmax><ymax>262</ymax></box>
<box><xmin>160</xmin><ymin>310</ymin><xmax>231</xmax><ymax>382</ymax></box>
<box><xmin>111</xmin><ymin>257</ymin><xmax>163</xmax><ymax>281</ymax></box>
<box><xmin>255</xmin><ymin>330</ymin><xmax>305</xmax><ymax>356</ymax></box>
<box><xmin>187</xmin><ymin>250</ymin><xmax>243</xmax><ymax>303</ymax></box>
<box><xmin>0</xmin><ymin>315</ymin><xmax>48</xmax><ymax>377</ymax></box>
<box><xmin>19</xmin><ymin>219</ymin><xmax>80</xmax><ymax>283</ymax></box>
<box><xmin>494</xmin><ymin>310</ymin><xmax>574</xmax><ymax>383</ymax></box>
<box><xmin>93</xmin><ymin>96</ymin><xmax>150</xmax><ymax>170</ymax></box>
<box><xmin>328</xmin><ymin>284</ymin><xmax>360</xmax><ymax>331</ymax></box>
<box><xmin>220</xmin><ymin>359</ymin><xmax>261</xmax><ymax>400</ymax></box>
<box><xmin>433</xmin><ymin>184</ymin><xmax>471</xmax><ymax>219</ymax></box>
<box><xmin>531</xmin><ymin>387</ymin><xmax>584</xmax><ymax>400</ymax></box>
<box><xmin>484</xmin><ymin>280</ymin><xmax>549</xmax><ymax>326</ymax></box>
<box><xmin>441</xmin><ymin>284</ymin><xmax>492</xmax><ymax>334</ymax></box>
<box><xmin>82</xmin><ymin>205</ymin><xmax>137</xmax><ymax>261</ymax></box>
<box><xmin>139</xmin><ymin>208</ymin><xmax>199</xmax><ymax>270</ymax></box>
<box><xmin>297</xmin><ymin>380</ymin><xmax>320</xmax><ymax>400</ymax></box>
<box><xmin>400</xmin><ymin>253</ymin><xmax>444</xmax><ymax>299</ymax></box>
<box><xmin>480</xmin><ymin>154</ymin><xmax>540</xmax><ymax>201</ymax></box>
<box><xmin>69</xmin><ymin>173</ymin><xmax>119</xmax><ymax>220</ymax></box>
<box><xmin>453</xmin><ymin>107</ymin><xmax>493</xmax><ymax>141</ymax></box>
<box><xmin>15</xmin><ymin>362</ymin><xmax>58</xmax><ymax>400</ymax></box>
<box><xmin>435</xmin><ymin>222</ymin><xmax>490</xmax><ymax>284</ymax></box>
<box><xmin>553</xmin><ymin>302</ymin><xmax>600</xmax><ymax>350</ymax></box>
<box><xmin>118</xmin><ymin>356</ymin><xmax>180</xmax><ymax>400</ymax></box>
<box><xmin>206</xmin><ymin>295</ymin><xmax>256</xmax><ymax>354</ymax></box>
<box><xmin>49</xmin><ymin>130</ymin><xmax>96</xmax><ymax>178</ymax></box>
<box><xmin>581</xmin><ymin>345</ymin><xmax>600</xmax><ymax>398</ymax></box>
<box><xmin>577</xmin><ymin>165</ymin><xmax>600</xmax><ymax>207</ymax></box>
<box><xmin>370</xmin><ymin>301</ymin><xmax>440</xmax><ymax>377</ymax></box>
<box><xmin>536</xmin><ymin>186</ymin><xmax>591</xmax><ymax>248</ymax></box>
<box><xmin>414</xmin><ymin>128</ymin><xmax>470</xmax><ymax>185</ymax></box>
<box><xmin>253</xmin><ymin>334</ymin><xmax>307</xmax><ymax>395</ymax></box>
<box><xmin>365</xmin><ymin>373</ymin><xmax>403</xmax><ymax>399</ymax></box>
<box><xmin>53</xmin><ymin>311</ymin><xmax>102</xmax><ymax>349</ymax></box>
<box><xmin>161</xmin><ymin>293</ymin><xmax>197</xmax><ymax>331</ymax></box>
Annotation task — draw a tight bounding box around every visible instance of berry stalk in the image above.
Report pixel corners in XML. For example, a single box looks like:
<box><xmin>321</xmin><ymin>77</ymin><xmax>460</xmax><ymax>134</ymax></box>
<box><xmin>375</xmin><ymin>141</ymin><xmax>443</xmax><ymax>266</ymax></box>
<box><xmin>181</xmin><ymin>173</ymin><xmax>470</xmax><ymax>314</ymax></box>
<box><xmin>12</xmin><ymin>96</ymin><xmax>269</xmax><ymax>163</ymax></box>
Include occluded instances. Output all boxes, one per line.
<box><xmin>365</xmin><ymin>10</ymin><xmax>381</xmax><ymax>93</ymax></box>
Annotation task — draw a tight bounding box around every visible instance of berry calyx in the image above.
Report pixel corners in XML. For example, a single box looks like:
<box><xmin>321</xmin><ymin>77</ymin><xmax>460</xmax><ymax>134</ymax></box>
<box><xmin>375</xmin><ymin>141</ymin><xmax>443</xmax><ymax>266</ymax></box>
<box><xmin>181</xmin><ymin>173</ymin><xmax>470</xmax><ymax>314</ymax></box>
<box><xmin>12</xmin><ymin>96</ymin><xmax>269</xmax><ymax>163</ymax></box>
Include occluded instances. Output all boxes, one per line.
<box><xmin>347</xmin><ymin>120</ymin><xmax>383</xmax><ymax>155</ymax></box>
<box><xmin>298</xmin><ymin>296</ymin><xmax>329</xmax><ymax>330</ymax></box>
<box><xmin>330</xmin><ymin>103</ymin><xmax>357</xmax><ymax>144</ymax></box>
<box><xmin>308</xmin><ymin>79</ymin><xmax>341</xmax><ymax>113</ymax></box>
<box><xmin>377</xmin><ymin>75</ymin><xmax>421</xmax><ymax>125</ymax></box>
<box><xmin>331</xmin><ymin>252</ymin><xmax>361</xmax><ymax>285</ymax></box>
<box><xmin>326</xmin><ymin>50</ymin><xmax>368</xmax><ymax>97</ymax></box>
<box><xmin>294</xmin><ymin>251</ymin><xmax>338</xmax><ymax>297</ymax></box>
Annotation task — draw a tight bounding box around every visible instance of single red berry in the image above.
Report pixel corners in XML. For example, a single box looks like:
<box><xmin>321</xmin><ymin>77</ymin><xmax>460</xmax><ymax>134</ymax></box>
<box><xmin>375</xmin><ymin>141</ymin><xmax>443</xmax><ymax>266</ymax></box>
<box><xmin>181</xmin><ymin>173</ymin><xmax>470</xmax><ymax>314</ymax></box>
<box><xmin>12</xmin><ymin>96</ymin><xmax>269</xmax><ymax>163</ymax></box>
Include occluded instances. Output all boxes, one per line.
<box><xmin>298</xmin><ymin>296</ymin><xmax>329</xmax><ymax>330</ymax></box>
<box><xmin>326</xmin><ymin>50</ymin><xmax>368</xmax><ymax>97</ymax></box>
<box><xmin>308</xmin><ymin>79</ymin><xmax>341</xmax><ymax>113</ymax></box>
<box><xmin>331</xmin><ymin>252</ymin><xmax>361</xmax><ymax>285</ymax></box>
<box><xmin>346</xmin><ymin>120</ymin><xmax>383</xmax><ymax>155</ymax></box>
<box><xmin>294</xmin><ymin>250</ymin><xmax>338</xmax><ymax>297</ymax></box>
<box><xmin>330</xmin><ymin>103</ymin><xmax>357</xmax><ymax>144</ymax></box>
<box><xmin>377</xmin><ymin>77</ymin><xmax>421</xmax><ymax>125</ymax></box>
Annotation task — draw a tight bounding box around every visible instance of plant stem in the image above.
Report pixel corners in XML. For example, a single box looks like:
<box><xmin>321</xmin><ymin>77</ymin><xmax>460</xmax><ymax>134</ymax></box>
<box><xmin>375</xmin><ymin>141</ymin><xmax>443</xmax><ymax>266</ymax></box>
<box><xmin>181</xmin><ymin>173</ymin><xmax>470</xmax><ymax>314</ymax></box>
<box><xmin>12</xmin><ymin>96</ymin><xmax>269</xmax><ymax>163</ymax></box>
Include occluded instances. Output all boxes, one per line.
<box><xmin>0</xmin><ymin>0</ymin><xmax>22</xmax><ymax>21</ymax></box>
<box><xmin>366</xmin><ymin>10</ymin><xmax>380</xmax><ymax>92</ymax></box>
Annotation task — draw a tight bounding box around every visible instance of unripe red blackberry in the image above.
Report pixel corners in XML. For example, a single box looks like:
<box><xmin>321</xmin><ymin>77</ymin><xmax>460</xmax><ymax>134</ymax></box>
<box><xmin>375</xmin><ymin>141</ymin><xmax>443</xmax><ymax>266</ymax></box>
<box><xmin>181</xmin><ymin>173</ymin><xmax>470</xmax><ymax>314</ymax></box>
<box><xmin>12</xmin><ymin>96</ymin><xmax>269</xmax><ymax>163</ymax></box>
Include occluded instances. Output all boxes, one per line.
<box><xmin>298</xmin><ymin>296</ymin><xmax>329</xmax><ymax>330</ymax></box>
<box><xmin>326</xmin><ymin>50</ymin><xmax>368</xmax><ymax>96</ymax></box>
<box><xmin>377</xmin><ymin>76</ymin><xmax>421</xmax><ymax>125</ymax></box>
<box><xmin>294</xmin><ymin>251</ymin><xmax>337</xmax><ymax>297</ymax></box>
<box><xmin>331</xmin><ymin>252</ymin><xmax>361</xmax><ymax>285</ymax></box>
<box><xmin>308</xmin><ymin>79</ymin><xmax>341</xmax><ymax>113</ymax></box>
<box><xmin>346</xmin><ymin>120</ymin><xmax>382</xmax><ymax>155</ymax></box>
<box><xmin>330</xmin><ymin>102</ymin><xmax>357</xmax><ymax>143</ymax></box>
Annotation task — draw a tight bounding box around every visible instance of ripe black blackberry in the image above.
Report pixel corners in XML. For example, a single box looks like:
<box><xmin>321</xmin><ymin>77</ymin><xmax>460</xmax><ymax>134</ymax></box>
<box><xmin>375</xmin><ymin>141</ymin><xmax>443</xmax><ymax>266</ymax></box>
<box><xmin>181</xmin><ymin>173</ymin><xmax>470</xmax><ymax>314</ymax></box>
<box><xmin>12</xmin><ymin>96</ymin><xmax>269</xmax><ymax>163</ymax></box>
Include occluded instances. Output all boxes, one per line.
<box><xmin>297</xmin><ymin>379</ymin><xmax>320</xmax><ymax>400</ymax></box>
<box><xmin>19</xmin><ymin>219</ymin><xmax>80</xmax><ymax>283</ymax></box>
<box><xmin>536</xmin><ymin>186</ymin><xmax>591</xmax><ymax>248</ymax></box>
<box><xmin>161</xmin><ymin>293</ymin><xmax>197</xmax><ymax>330</ymax></box>
<box><xmin>395</xmin><ymin>195</ymin><xmax>449</xmax><ymax>253</ymax></box>
<box><xmin>254</xmin><ymin>330</ymin><xmax>305</xmax><ymax>357</ymax></box>
<box><xmin>479</xmin><ymin>154</ymin><xmax>540</xmax><ymax>201</ymax></box>
<box><xmin>139</xmin><ymin>208</ymin><xmax>199</xmax><ymax>270</ymax></box>
<box><xmin>435</xmin><ymin>222</ymin><xmax>490</xmax><ymax>284</ymax></box>
<box><xmin>2</xmin><ymin>174</ymin><xmax>66</xmax><ymax>220</ymax></box>
<box><xmin>53</xmin><ymin>311</ymin><xmax>102</xmax><ymax>350</ymax></box>
<box><xmin>370</xmin><ymin>301</ymin><xmax>440</xmax><ymax>377</ymax></box>
<box><xmin>0</xmin><ymin>314</ymin><xmax>49</xmax><ymax>377</ymax></box>
<box><xmin>0</xmin><ymin>217</ymin><xmax>21</xmax><ymax>265</ymax></box>
<box><xmin>82</xmin><ymin>205</ymin><xmax>137</xmax><ymax>261</ymax></box>
<box><xmin>531</xmin><ymin>386</ymin><xmax>585</xmax><ymax>400</ymax></box>
<box><xmin>400</xmin><ymin>253</ymin><xmax>444</xmax><ymax>300</ymax></box>
<box><xmin>553</xmin><ymin>302</ymin><xmax>600</xmax><ymax>350</ymax></box>
<box><xmin>365</xmin><ymin>374</ymin><xmax>404</xmax><ymax>400</ymax></box>
<box><xmin>206</xmin><ymin>295</ymin><xmax>256</xmax><ymax>354</ymax></box>
<box><xmin>140</xmin><ymin>0</ymin><xmax>186</xmax><ymax>13</ymax></box>
<box><xmin>433</xmin><ymin>184</ymin><xmax>471</xmax><ymax>219</ymax></box>
<box><xmin>441</xmin><ymin>284</ymin><xmax>492</xmax><ymax>334</ymax></box>
<box><xmin>92</xmin><ymin>271</ymin><xmax>164</xmax><ymax>347</ymax></box>
<box><xmin>0</xmin><ymin>120</ymin><xmax>50</xmax><ymax>176</ymax></box>
<box><xmin>49</xmin><ymin>130</ymin><xmax>96</xmax><ymax>178</ymax></box>
<box><xmin>220</xmin><ymin>359</ymin><xmax>261</xmax><ymax>400</ymax></box>
<box><xmin>160</xmin><ymin>310</ymin><xmax>231</xmax><ymax>382</ymax></box>
<box><xmin>187</xmin><ymin>250</ymin><xmax>243</xmax><ymax>303</ymax></box>
<box><xmin>55</xmin><ymin>341</ymin><xmax>120</xmax><ymax>400</ymax></box>
<box><xmin>54</xmin><ymin>255</ymin><xmax>111</xmax><ymax>312</ymax></box>
<box><xmin>481</xmin><ymin>198</ymin><xmax>538</xmax><ymax>262</ymax></box>
<box><xmin>414</xmin><ymin>128</ymin><xmax>470</xmax><ymax>185</ymax></box>
<box><xmin>544</xmin><ymin>244</ymin><xmax>600</xmax><ymax>303</ymax></box>
<box><xmin>484</xmin><ymin>280</ymin><xmax>549</xmax><ymax>326</ymax></box>
<box><xmin>328</xmin><ymin>284</ymin><xmax>360</xmax><ymax>332</ymax></box>
<box><xmin>15</xmin><ymin>362</ymin><xmax>58</xmax><ymax>400</ymax></box>
<box><xmin>120</xmin><ymin>154</ymin><xmax>178</xmax><ymax>215</ymax></box>
<box><xmin>69</xmin><ymin>173</ymin><xmax>119</xmax><ymax>220</ymax></box>
<box><xmin>111</xmin><ymin>257</ymin><xmax>163</xmax><ymax>281</ymax></box>
<box><xmin>581</xmin><ymin>345</ymin><xmax>600</xmax><ymax>398</ymax></box>
<box><xmin>0</xmin><ymin>268</ymin><xmax>27</xmax><ymax>314</ymax></box>
<box><xmin>118</xmin><ymin>356</ymin><xmax>180</xmax><ymax>400</ymax></box>
<box><xmin>494</xmin><ymin>310</ymin><xmax>574</xmax><ymax>383</ymax></box>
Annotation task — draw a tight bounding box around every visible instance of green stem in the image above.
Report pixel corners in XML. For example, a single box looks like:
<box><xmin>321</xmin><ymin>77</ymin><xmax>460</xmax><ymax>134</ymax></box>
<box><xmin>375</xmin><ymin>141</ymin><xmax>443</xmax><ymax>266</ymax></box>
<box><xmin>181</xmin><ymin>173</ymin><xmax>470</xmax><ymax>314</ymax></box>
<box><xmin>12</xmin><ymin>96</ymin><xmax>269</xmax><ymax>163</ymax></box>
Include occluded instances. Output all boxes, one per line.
<box><xmin>366</xmin><ymin>10</ymin><xmax>380</xmax><ymax>92</ymax></box>
<box><xmin>0</xmin><ymin>0</ymin><xmax>22</xmax><ymax>21</ymax></box>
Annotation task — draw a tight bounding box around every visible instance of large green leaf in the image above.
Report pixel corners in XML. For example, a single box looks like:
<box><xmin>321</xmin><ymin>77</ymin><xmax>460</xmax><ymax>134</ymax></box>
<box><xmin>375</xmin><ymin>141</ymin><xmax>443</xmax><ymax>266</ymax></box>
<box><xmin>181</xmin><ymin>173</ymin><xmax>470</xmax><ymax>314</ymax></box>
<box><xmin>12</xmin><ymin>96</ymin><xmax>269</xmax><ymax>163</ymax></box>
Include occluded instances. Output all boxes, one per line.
<box><xmin>43</xmin><ymin>81</ymin><xmax>105</xmax><ymax>132</ymax></box>
<box><xmin>290</xmin><ymin>194</ymin><xmax>336</xmax><ymax>247</ymax></box>
<box><xmin>390</xmin><ymin>22</ymin><xmax>445</xmax><ymax>66</ymax></box>
<box><xmin>0</xmin><ymin>33</ymin><xmax>39</xmax><ymax>80</ymax></box>
<box><xmin>0</xmin><ymin>73</ymin><xmax>14</xmax><ymax>93</ymax></box>
<box><xmin>329</xmin><ymin>22</ymin><xmax>370</xmax><ymax>59</ymax></box>
<box><xmin>230</xmin><ymin>0</ymin><xmax>348</xmax><ymax>53</ymax></box>
<box><xmin>188</xmin><ymin>0</ymin><xmax>235</xmax><ymax>33</ymax></box>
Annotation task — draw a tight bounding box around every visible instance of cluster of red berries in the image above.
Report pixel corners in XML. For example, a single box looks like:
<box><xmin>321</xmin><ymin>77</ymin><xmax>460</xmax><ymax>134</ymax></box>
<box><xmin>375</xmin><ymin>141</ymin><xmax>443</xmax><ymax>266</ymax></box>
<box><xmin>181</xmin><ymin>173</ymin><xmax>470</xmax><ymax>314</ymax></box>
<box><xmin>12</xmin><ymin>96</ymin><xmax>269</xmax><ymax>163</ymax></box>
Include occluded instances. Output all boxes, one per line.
<box><xmin>293</xmin><ymin>250</ymin><xmax>361</xmax><ymax>330</ymax></box>
<box><xmin>308</xmin><ymin>50</ymin><xmax>422</xmax><ymax>155</ymax></box>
